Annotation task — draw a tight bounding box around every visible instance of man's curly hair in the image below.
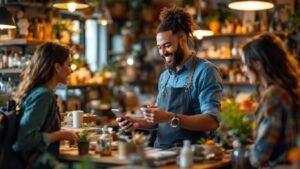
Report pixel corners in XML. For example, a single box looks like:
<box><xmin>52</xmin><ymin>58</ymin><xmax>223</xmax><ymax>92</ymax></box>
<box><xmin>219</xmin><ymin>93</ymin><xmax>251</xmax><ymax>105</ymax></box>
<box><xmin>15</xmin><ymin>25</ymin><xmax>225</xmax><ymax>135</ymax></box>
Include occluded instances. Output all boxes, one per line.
<box><xmin>157</xmin><ymin>6</ymin><xmax>196</xmax><ymax>38</ymax></box>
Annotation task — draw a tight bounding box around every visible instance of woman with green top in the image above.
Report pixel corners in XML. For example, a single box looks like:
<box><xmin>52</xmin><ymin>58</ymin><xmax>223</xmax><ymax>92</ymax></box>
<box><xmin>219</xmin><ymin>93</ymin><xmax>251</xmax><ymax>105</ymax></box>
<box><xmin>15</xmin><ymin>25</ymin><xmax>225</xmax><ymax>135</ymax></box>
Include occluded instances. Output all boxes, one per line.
<box><xmin>241</xmin><ymin>33</ymin><xmax>300</xmax><ymax>168</ymax></box>
<box><xmin>8</xmin><ymin>42</ymin><xmax>78</xmax><ymax>169</ymax></box>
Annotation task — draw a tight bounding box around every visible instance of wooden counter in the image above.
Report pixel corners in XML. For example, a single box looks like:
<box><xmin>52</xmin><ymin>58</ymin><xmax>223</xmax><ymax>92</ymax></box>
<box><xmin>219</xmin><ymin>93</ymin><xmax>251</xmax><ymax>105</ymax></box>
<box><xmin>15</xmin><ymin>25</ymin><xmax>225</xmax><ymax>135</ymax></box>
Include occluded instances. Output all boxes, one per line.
<box><xmin>159</xmin><ymin>158</ymin><xmax>231</xmax><ymax>169</ymax></box>
<box><xmin>59</xmin><ymin>146</ymin><xmax>231</xmax><ymax>169</ymax></box>
<box><xmin>59</xmin><ymin>147</ymin><xmax>128</xmax><ymax>168</ymax></box>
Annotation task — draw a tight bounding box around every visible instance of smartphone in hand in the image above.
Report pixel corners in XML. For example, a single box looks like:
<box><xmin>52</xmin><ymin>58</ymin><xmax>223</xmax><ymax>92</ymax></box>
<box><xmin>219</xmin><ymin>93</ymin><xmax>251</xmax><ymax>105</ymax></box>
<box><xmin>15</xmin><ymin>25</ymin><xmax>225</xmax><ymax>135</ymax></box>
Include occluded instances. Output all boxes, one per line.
<box><xmin>112</xmin><ymin>108</ymin><xmax>133</xmax><ymax>128</ymax></box>
<box><xmin>111</xmin><ymin>108</ymin><xmax>125</xmax><ymax>118</ymax></box>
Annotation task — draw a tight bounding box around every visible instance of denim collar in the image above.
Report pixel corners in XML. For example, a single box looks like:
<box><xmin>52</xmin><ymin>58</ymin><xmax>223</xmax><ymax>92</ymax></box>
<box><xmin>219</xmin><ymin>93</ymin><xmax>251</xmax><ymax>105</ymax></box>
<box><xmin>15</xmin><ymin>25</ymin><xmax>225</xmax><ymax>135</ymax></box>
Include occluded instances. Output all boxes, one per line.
<box><xmin>168</xmin><ymin>52</ymin><xmax>195</xmax><ymax>74</ymax></box>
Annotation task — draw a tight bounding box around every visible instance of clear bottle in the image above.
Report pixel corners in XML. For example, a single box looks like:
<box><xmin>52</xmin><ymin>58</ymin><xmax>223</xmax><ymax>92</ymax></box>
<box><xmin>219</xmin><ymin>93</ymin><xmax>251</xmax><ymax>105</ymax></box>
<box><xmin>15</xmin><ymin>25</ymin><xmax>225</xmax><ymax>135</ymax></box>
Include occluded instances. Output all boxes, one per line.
<box><xmin>0</xmin><ymin>74</ymin><xmax>5</xmax><ymax>93</ymax></box>
<box><xmin>6</xmin><ymin>77</ymin><xmax>14</xmax><ymax>93</ymax></box>
<box><xmin>98</xmin><ymin>125</ymin><xmax>112</xmax><ymax>156</ymax></box>
<box><xmin>0</xmin><ymin>51</ymin><xmax>3</xmax><ymax>69</ymax></box>
<box><xmin>2</xmin><ymin>50</ymin><xmax>8</xmax><ymax>69</ymax></box>
<box><xmin>179</xmin><ymin>140</ymin><xmax>193</xmax><ymax>168</ymax></box>
<box><xmin>13</xmin><ymin>52</ymin><xmax>21</xmax><ymax>69</ymax></box>
<box><xmin>7</xmin><ymin>51</ymin><xmax>14</xmax><ymax>68</ymax></box>
<box><xmin>231</xmin><ymin>42</ymin><xmax>238</xmax><ymax>58</ymax></box>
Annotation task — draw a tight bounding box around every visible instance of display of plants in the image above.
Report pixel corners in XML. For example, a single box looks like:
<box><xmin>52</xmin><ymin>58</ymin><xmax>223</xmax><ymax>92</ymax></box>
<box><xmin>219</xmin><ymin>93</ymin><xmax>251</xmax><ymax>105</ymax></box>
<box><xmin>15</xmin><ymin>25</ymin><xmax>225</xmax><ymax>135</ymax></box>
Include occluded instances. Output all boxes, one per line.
<box><xmin>218</xmin><ymin>99</ymin><xmax>254</xmax><ymax>146</ymax></box>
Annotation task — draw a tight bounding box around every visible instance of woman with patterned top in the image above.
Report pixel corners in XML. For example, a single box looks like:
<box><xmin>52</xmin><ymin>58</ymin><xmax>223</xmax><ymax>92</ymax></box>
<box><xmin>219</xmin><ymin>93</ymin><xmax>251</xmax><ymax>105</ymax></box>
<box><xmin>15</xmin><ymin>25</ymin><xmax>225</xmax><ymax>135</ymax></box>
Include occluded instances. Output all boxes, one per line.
<box><xmin>241</xmin><ymin>33</ymin><xmax>300</xmax><ymax>168</ymax></box>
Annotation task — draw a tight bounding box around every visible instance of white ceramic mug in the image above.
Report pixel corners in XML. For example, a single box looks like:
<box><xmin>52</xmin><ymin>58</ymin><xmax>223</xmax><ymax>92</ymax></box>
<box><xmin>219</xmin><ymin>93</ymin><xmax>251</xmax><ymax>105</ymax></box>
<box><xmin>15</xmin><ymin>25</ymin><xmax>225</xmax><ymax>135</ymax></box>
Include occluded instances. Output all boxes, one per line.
<box><xmin>72</xmin><ymin>110</ymin><xmax>83</xmax><ymax>128</ymax></box>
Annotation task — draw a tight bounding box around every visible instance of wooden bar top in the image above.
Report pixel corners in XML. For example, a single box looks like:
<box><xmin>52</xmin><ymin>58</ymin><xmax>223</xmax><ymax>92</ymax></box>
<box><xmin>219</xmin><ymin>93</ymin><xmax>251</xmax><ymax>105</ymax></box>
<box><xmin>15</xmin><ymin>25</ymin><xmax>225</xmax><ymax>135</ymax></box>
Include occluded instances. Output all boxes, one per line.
<box><xmin>59</xmin><ymin>146</ymin><xmax>231</xmax><ymax>169</ymax></box>
<box><xmin>59</xmin><ymin>146</ymin><xmax>128</xmax><ymax>166</ymax></box>
<box><xmin>159</xmin><ymin>158</ymin><xmax>231</xmax><ymax>169</ymax></box>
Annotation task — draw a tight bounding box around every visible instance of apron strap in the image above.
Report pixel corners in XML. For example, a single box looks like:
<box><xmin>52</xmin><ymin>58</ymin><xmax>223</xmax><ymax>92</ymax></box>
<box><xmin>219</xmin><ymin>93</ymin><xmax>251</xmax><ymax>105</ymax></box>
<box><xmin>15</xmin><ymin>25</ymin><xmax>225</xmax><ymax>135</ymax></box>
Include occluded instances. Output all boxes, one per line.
<box><xmin>162</xmin><ymin>73</ymin><xmax>170</xmax><ymax>93</ymax></box>
<box><xmin>185</xmin><ymin>54</ymin><xmax>198</xmax><ymax>93</ymax></box>
<box><xmin>162</xmin><ymin>53</ymin><xmax>198</xmax><ymax>93</ymax></box>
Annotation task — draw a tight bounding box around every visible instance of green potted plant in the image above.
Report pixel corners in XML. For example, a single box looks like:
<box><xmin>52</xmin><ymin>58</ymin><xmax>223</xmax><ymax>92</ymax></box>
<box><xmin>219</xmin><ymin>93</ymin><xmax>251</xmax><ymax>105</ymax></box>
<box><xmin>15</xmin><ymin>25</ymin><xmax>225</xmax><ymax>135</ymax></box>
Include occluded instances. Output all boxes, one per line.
<box><xmin>218</xmin><ymin>99</ymin><xmax>254</xmax><ymax>168</ymax></box>
<box><xmin>289</xmin><ymin>4</ymin><xmax>300</xmax><ymax>40</ymax></box>
<box><xmin>218</xmin><ymin>99</ymin><xmax>253</xmax><ymax>144</ymax></box>
<box><xmin>52</xmin><ymin>18</ymin><xmax>74</xmax><ymax>44</ymax></box>
<box><xmin>77</xmin><ymin>127</ymin><xmax>90</xmax><ymax>156</ymax></box>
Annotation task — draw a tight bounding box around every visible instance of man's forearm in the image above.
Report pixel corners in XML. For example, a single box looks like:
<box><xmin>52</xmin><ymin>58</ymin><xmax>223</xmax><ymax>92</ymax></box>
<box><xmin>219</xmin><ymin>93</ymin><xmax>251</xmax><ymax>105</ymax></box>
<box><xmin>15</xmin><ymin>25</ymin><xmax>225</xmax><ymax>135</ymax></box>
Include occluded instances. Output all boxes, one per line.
<box><xmin>136</xmin><ymin>119</ymin><xmax>157</xmax><ymax>130</ymax></box>
<box><xmin>177</xmin><ymin>114</ymin><xmax>219</xmax><ymax>131</ymax></box>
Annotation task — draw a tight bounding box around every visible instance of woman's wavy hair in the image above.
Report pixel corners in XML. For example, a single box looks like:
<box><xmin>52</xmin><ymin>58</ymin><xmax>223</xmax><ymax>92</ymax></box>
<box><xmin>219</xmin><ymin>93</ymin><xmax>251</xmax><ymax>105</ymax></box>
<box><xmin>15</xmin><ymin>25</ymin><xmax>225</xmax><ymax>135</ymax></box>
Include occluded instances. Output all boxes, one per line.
<box><xmin>241</xmin><ymin>33</ymin><xmax>300</xmax><ymax>101</ymax></box>
<box><xmin>14</xmin><ymin>42</ymin><xmax>70</xmax><ymax>101</ymax></box>
<box><xmin>157</xmin><ymin>6</ymin><xmax>196</xmax><ymax>40</ymax></box>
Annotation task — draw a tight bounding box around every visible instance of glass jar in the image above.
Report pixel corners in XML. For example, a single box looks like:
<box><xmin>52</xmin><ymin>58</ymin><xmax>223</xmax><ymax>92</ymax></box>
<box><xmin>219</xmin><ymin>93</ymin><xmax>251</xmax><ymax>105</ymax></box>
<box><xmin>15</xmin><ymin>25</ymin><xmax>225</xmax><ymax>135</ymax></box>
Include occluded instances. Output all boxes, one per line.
<box><xmin>98</xmin><ymin>125</ymin><xmax>112</xmax><ymax>156</ymax></box>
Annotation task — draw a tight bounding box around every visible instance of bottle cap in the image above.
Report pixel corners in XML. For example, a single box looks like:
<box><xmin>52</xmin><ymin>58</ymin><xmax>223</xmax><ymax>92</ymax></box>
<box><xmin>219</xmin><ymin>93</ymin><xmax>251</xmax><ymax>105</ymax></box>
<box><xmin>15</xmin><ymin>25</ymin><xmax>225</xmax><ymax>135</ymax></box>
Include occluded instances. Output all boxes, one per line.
<box><xmin>183</xmin><ymin>140</ymin><xmax>191</xmax><ymax>147</ymax></box>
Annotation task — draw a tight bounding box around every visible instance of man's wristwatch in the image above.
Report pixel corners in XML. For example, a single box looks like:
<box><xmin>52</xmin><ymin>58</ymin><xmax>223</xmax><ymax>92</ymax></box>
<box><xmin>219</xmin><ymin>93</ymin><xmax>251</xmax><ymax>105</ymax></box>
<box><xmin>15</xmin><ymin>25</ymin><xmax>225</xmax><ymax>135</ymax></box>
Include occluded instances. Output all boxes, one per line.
<box><xmin>170</xmin><ymin>113</ymin><xmax>180</xmax><ymax>128</ymax></box>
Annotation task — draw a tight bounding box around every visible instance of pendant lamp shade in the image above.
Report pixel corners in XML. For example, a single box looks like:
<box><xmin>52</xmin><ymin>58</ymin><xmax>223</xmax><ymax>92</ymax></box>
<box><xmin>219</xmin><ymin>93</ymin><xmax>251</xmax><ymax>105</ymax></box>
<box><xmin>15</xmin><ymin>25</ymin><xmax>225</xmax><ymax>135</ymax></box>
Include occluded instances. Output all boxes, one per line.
<box><xmin>193</xmin><ymin>22</ymin><xmax>214</xmax><ymax>40</ymax></box>
<box><xmin>53</xmin><ymin>0</ymin><xmax>89</xmax><ymax>12</ymax></box>
<box><xmin>228</xmin><ymin>0</ymin><xmax>274</xmax><ymax>11</ymax></box>
<box><xmin>193</xmin><ymin>0</ymin><xmax>213</xmax><ymax>40</ymax></box>
<box><xmin>0</xmin><ymin>6</ymin><xmax>16</xmax><ymax>29</ymax></box>
<box><xmin>96</xmin><ymin>0</ymin><xmax>112</xmax><ymax>26</ymax></box>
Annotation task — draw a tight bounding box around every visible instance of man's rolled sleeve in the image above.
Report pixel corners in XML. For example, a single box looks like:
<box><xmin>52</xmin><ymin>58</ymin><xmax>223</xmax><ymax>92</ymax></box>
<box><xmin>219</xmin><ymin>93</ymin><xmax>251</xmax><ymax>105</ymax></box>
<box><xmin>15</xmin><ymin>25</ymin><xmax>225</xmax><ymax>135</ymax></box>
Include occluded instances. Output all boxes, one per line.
<box><xmin>198</xmin><ymin>65</ymin><xmax>223</xmax><ymax>121</ymax></box>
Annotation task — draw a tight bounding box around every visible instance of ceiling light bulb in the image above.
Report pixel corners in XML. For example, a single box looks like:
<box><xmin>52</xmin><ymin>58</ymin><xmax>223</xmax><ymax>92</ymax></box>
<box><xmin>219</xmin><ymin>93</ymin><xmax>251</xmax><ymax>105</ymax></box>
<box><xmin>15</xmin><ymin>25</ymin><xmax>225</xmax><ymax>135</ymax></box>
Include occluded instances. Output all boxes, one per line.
<box><xmin>193</xmin><ymin>29</ymin><xmax>214</xmax><ymax>39</ymax></box>
<box><xmin>71</xmin><ymin>64</ymin><xmax>77</xmax><ymax>71</ymax></box>
<box><xmin>228</xmin><ymin>1</ymin><xmax>274</xmax><ymax>11</ymax></box>
<box><xmin>127</xmin><ymin>58</ymin><xmax>134</xmax><ymax>65</ymax></box>
<box><xmin>67</xmin><ymin>2</ymin><xmax>77</xmax><ymax>12</ymax></box>
<box><xmin>0</xmin><ymin>6</ymin><xmax>16</xmax><ymax>29</ymax></box>
<box><xmin>98</xmin><ymin>19</ymin><xmax>108</xmax><ymax>26</ymax></box>
<box><xmin>0</xmin><ymin>24</ymin><xmax>16</xmax><ymax>29</ymax></box>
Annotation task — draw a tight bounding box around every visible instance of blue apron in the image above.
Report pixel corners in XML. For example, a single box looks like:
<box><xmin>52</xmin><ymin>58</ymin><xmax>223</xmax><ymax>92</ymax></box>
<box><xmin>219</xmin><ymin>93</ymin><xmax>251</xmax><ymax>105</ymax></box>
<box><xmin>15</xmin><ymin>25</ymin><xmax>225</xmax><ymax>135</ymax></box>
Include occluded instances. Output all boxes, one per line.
<box><xmin>154</xmin><ymin>56</ymin><xmax>205</xmax><ymax>149</ymax></box>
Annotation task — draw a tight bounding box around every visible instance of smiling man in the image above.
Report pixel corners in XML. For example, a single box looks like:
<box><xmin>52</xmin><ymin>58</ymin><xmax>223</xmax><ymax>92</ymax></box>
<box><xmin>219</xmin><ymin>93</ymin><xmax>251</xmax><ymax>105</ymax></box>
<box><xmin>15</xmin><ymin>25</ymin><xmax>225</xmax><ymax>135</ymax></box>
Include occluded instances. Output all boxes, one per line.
<box><xmin>117</xmin><ymin>6</ymin><xmax>223</xmax><ymax>149</ymax></box>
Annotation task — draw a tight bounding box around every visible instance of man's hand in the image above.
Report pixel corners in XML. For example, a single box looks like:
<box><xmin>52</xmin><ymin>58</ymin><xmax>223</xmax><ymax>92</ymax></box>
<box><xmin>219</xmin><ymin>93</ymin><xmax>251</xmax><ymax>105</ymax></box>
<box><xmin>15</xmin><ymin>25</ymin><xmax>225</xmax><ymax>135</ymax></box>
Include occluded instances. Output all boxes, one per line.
<box><xmin>140</xmin><ymin>105</ymin><xmax>172</xmax><ymax>124</ymax></box>
<box><xmin>116</xmin><ymin>116</ymin><xmax>139</xmax><ymax>132</ymax></box>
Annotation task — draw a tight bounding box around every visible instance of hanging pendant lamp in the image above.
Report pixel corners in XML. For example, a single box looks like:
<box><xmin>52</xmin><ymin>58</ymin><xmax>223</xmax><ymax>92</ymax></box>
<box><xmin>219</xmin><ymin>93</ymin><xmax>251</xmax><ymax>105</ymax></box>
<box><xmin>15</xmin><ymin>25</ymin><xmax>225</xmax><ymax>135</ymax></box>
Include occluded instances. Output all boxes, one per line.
<box><xmin>96</xmin><ymin>0</ymin><xmax>112</xmax><ymax>26</ymax></box>
<box><xmin>228</xmin><ymin>0</ymin><xmax>274</xmax><ymax>11</ymax></box>
<box><xmin>53</xmin><ymin>0</ymin><xmax>89</xmax><ymax>13</ymax></box>
<box><xmin>192</xmin><ymin>0</ymin><xmax>213</xmax><ymax>40</ymax></box>
<box><xmin>0</xmin><ymin>6</ymin><xmax>16</xmax><ymax>29</ymax></box>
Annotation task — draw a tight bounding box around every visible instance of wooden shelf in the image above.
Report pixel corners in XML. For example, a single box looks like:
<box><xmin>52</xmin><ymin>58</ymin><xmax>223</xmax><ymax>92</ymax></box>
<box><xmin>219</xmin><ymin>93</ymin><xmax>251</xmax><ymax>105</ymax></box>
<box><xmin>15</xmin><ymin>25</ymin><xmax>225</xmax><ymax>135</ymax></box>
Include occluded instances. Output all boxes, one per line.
<box><xmin>5</xmin><ymin>2</ymin><xmax>51</xmax><ymax>8</ymax></box>
<box><xmin>0</xmin><ymin>39</ymin><xmax>49</xmax><ymax>46</ymax></box>
<box><xmin>202</xmin><ymin>31</ymin><xmax>288</xmax><ymax>39</ymax></box>
<box><xmin>0</xmin><ymin>68</ymin><xmax>22</xmax><ymax>74</ymax></box>
<box><xmin>58</xmin><ymin>84</ymin><xmax>107</xmax><ymax>89</ymax></box>
<box><xmin>204</xmin><ymin>57</ymin><xmax>241</xmax><ymax>61</ymax></box>
<box><xmin>223</xmin><ymin>81</ymin><xmax>251</xmax><ymax>86</ymax></box>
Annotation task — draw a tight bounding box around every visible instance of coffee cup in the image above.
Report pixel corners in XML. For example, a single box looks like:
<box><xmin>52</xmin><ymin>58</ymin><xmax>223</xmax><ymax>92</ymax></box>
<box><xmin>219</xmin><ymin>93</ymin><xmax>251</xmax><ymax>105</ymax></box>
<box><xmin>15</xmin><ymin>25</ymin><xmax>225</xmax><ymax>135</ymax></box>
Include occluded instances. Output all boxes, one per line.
<box><xmin>72</xmin><ymin>110</ymin><xmax>83</xmax><ymax>128</ymax></box>
<box><xmin>118</xmin><ymin>142</ymin><xmax>136</xmax><ymax>160</ymax></box>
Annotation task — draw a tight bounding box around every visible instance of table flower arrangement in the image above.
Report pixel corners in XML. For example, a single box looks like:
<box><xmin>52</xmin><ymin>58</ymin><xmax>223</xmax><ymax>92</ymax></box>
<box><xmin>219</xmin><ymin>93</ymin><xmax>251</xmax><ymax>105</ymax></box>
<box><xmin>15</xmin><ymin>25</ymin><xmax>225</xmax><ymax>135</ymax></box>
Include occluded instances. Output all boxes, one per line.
<box><xmin>217</xmin><ymin>98</ymin><xmax>255</xmax><ymax>146</ymax></box>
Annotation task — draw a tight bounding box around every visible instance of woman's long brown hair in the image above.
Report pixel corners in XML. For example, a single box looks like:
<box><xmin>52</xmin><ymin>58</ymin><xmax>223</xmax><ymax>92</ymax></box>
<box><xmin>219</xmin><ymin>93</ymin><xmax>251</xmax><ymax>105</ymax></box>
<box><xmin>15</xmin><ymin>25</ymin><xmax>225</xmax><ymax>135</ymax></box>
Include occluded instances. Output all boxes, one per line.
<box><xmin>241</xmin><ymin>33</ymin><xmax>300</xmax><ymax>128</ymax></box>
<box><xmin>14</xmin><ymin>42</ymin><xmax>70</xmax><ymax>102</ymax></box>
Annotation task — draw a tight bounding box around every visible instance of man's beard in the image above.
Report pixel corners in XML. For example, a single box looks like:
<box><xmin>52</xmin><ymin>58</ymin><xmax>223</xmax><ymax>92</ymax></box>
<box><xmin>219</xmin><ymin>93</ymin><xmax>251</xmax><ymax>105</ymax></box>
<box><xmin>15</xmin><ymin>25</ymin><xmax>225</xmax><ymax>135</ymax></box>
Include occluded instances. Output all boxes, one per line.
<box><xmin>163</xmin><ymin>43</ymin><xmax>184</xmax><ymax>71</ymax></box>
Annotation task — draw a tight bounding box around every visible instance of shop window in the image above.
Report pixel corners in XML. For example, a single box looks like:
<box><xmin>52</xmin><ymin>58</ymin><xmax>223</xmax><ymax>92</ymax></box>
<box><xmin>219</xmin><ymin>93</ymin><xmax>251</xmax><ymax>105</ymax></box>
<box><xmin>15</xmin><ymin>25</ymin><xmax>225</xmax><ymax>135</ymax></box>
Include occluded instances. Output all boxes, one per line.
<box><xmin>85</xmin><ymin>19</ymin><xmax>98</xmax><ymax>72</ymax></box>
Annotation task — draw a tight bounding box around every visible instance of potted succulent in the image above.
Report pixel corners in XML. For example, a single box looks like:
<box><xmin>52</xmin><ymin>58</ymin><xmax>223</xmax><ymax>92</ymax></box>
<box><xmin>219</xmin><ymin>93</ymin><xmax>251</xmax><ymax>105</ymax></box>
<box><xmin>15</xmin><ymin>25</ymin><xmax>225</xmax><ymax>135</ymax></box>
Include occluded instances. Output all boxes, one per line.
<box><xmin>77</xmin><ymin>128</ymin><xmax>90</xmax><ymax>156</ymax></box>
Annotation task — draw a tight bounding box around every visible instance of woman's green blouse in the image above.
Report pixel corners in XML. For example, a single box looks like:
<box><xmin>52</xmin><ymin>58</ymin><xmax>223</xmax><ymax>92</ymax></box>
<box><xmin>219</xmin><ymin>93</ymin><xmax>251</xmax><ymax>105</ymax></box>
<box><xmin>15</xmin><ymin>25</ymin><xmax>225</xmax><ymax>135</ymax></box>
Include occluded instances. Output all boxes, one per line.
<box><xmin>13</xmin><ymin>86</ymin><xmax>60</xmax><ymax>156</ymax></box>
